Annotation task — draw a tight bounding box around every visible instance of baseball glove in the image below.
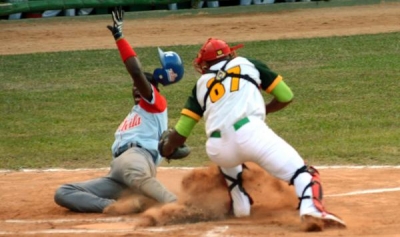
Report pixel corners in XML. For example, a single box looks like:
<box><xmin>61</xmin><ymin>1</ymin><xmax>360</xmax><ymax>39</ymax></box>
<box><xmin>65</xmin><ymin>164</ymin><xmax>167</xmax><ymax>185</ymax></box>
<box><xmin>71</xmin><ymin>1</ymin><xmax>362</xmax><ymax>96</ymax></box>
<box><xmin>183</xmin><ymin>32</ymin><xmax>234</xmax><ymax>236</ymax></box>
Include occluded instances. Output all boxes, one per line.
<box><xmin>107</xmin><ymin>7</ymin><xmax>124</xmax><ymax>41</ymax></box>
<box><xmin>159</xmin><ymin>129</ymin><xmax>190</xmax><ymax>162</ymax></box>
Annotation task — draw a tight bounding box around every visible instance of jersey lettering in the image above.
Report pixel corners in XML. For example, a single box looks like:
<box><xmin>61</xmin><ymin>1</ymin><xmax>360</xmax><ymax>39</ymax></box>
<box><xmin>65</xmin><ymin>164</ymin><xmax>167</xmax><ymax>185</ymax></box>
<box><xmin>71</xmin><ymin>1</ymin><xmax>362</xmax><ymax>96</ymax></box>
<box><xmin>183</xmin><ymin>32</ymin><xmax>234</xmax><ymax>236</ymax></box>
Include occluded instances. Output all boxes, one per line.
<box><xmin>207</xmin><ymin>78</ymin><xmax>225</xmax><ymax>102</ymax></box>
<box><xmin>118</xmin><ymin>114</ymin><xmax>142</xmax><ymax>132</ymax></box>
<box><xmin>206</xmin><ymin>66</ymin><xmax>241</xmax><ymax>103</ymax></box>
<box><xmin>228</xmin><ymin>66</ymin><xmax>240</xmax><ymax>92</ymax></box>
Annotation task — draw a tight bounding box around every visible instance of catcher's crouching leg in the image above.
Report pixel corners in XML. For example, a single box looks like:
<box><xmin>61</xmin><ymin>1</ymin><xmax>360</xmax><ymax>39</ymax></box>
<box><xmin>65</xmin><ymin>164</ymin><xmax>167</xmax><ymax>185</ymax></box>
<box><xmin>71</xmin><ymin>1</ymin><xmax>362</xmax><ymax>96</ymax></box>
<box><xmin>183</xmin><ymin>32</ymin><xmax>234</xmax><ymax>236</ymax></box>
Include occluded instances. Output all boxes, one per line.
<box><xmin>290</xmin><ymin>165</ymin><xmax>346</xmax><ymax>231</ymax></box>
<box><xmin>220</xmin><ymin>165</ymin><xmax>253</xmax><ymax>217</ymax></box>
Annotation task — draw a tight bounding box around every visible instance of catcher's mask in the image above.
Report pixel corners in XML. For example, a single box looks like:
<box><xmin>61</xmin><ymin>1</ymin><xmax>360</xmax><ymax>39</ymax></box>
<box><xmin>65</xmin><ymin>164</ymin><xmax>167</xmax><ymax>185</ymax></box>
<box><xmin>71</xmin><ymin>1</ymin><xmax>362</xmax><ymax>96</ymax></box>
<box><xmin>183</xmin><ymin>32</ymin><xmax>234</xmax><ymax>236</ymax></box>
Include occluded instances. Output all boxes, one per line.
<box><xmin>153</xmin><ymin>48</ymin><xmax>184</xmax><ymax>86</ymax></box>
<box><xmin>194</xmin><ymin>38</ymin><xmax>243</xmax><ymax>74</ymax></box>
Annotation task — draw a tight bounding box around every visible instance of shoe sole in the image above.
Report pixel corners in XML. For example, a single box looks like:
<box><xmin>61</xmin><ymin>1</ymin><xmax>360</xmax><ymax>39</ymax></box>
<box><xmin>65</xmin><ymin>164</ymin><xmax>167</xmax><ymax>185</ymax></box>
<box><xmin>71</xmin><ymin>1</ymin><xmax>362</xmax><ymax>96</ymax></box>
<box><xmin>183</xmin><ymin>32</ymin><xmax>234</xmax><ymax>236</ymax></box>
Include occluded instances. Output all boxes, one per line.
<box><xmin>301</xmin><ymin>214</ymin><xmax>346</xmax><ymax>232</ymax></box>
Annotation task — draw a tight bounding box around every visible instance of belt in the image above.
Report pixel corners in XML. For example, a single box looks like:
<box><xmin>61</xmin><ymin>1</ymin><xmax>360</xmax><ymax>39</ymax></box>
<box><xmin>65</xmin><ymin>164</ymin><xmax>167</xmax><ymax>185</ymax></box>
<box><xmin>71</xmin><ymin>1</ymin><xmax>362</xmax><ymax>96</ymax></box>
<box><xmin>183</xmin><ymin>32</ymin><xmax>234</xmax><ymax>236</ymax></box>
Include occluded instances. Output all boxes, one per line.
<box><xmin>210</xmin><ymin>117</ymin><xmax>250</xmax><ymax>138</ymax></box>
<box><xmin>113</xmin><ymin>142</ymin><xmax>141</xmax><ymax>158</ymax></box>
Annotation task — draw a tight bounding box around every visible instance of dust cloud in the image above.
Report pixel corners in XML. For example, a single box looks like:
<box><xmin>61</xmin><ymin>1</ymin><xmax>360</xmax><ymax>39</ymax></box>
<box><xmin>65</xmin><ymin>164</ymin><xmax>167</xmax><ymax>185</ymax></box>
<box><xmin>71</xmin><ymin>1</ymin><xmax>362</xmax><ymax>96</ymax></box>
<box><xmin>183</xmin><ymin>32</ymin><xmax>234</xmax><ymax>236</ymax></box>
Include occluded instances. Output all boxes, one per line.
<box><xmin>135</xmin><ymin>163</ymin><xmax>299</xmax><ymax>227</ymax></box>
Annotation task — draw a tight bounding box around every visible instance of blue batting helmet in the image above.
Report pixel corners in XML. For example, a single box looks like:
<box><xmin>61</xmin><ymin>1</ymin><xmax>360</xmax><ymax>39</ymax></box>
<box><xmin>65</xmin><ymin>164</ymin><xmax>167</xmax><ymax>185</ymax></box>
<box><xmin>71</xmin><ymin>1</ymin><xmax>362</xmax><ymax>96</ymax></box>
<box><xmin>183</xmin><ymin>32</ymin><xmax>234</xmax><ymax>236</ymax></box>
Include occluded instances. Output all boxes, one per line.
<box><xmin>153</xmin><ymin>48</ymin><xmax>184</xmax><ymax>86</ymax></box>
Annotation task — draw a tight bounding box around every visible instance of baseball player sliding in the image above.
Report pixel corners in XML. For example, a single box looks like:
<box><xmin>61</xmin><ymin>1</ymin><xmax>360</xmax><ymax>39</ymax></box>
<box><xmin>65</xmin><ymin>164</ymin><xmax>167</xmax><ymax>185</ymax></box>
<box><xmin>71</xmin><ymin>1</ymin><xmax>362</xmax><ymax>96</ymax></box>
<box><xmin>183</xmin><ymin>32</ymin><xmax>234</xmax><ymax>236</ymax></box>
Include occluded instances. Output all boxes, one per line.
<box><xmin>54</xmin><ymin>7</ymin><xmax>188</xmax><ymax>213</ymax></box>
<box><xmin>159</xmin><ymin>38</ymin><xmax>346</xmax><ymax>231</ymax></box>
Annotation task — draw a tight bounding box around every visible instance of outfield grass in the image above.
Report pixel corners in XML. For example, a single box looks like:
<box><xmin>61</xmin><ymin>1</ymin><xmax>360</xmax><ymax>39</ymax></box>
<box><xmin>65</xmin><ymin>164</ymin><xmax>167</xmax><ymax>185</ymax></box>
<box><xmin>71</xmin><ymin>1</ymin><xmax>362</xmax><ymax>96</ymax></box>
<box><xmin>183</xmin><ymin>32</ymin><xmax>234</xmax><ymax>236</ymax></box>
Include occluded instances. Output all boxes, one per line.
<box><xmin>1</xmin><ymin>32</ymin><xmax>399</xmax><ymax>169</ymax></box>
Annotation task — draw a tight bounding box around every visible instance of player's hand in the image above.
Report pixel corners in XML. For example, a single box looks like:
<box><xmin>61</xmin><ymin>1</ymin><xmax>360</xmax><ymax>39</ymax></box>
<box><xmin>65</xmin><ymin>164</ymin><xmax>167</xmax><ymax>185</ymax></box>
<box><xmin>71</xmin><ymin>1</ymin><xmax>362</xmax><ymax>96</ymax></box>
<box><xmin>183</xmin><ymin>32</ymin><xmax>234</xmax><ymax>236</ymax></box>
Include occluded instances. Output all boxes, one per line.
<box><xmin>158</xmin><ymin>129</ymin><xmax>190</xmax><ymax>162</ymax></box>
<box><xmin>107</xmin><ymin>6</ymin><xmax>124</xmax><ymax>41</ymax></box>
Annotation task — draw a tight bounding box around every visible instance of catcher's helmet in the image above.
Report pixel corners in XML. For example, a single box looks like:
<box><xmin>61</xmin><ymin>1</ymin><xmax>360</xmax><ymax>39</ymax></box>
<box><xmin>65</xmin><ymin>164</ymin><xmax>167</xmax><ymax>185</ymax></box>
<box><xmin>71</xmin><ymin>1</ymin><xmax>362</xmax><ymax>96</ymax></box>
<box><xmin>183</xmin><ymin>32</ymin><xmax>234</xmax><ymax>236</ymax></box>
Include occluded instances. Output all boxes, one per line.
<box><xmin>194</xmin><ymin>38</ymin><xmax>243</xmax><ymax>73</ymax></box>
<box><xmin>153</xmin><ymin>48</ymin><xmax>184</xmax><ymax>86</ymax></box>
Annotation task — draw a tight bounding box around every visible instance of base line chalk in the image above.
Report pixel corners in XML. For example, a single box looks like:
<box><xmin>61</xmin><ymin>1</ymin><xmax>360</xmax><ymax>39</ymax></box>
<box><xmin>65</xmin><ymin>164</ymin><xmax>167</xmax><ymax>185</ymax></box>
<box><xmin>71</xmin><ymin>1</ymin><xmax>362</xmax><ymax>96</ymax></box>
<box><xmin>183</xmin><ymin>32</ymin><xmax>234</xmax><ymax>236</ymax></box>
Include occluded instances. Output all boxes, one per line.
<box><xmin>0</xmin><ymin>225</ymin><xmax>185</xmax><ymax>235</ymax></box>
<box><xmin>5</xmin><ymin>217</ymin><xmax>136</xmax><ymax>224</ymax></box>
<box><xmin>1</xmin><ymin>165</ymin><xmax>400</xmax><ymax>173</ymax></box>
<box><xmin>326</xmin><ymin>187</ymin><xmax>400</xmax><ymax>197</ymax></box>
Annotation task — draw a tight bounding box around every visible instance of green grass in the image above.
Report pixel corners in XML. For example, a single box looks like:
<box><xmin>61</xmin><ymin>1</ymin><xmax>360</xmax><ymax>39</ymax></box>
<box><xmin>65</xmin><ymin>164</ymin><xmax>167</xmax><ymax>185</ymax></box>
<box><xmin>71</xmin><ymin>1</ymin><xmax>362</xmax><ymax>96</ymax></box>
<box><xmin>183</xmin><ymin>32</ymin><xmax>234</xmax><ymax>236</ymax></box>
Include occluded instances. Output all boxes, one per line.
<box><xmin>1</xmin><ymin>32</ymin><xmax>399</xmax><ymax>169</ymax></box>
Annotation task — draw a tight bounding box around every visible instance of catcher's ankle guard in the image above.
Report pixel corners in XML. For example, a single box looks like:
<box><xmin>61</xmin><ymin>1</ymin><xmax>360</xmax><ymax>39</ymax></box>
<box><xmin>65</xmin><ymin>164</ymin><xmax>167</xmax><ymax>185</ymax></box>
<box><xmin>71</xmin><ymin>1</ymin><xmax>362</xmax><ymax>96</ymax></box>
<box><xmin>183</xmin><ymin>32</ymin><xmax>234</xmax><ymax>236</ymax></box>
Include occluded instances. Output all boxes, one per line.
<box><xmin>290</xmin><ymin>165</ymin><xmax>326</xmax><ymax>212</ymax></box>
<box><xmin>219</xmin><ymin>165</ymin><xmax>254</xmax><ymax>206</ymax></box>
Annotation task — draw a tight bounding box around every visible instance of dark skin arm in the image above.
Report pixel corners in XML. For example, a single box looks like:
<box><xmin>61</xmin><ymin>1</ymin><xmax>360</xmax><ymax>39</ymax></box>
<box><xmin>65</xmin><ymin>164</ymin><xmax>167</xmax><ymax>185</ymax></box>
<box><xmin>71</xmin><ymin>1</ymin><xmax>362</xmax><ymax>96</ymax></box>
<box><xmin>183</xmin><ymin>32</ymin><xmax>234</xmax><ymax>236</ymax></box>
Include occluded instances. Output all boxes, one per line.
<box><xmin>160</xmin><ymin>128</ymin><xmax>187</xmax><ymax>157</ymax></box>
<box><xmin>124</xmin><ymin>57</ymin><xmax>153</xmax><ymax>101</ymax></box>
<box><xmin>265</xmin><ymin>98</ymin><xmax>292</xmax><ymax>115</ymax></box>
<box><xmin>107</xmin><ymin>7</ymin><xmax>153</xmax><ymax>102</ymax></box>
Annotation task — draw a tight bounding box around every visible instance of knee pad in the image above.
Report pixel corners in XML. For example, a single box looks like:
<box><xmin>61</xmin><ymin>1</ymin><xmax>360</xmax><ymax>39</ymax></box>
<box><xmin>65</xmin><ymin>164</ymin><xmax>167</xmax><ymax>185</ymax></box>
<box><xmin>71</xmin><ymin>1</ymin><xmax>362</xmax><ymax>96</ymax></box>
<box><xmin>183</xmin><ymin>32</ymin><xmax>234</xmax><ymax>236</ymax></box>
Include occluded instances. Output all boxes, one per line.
<box><xmin>290</xmin><ymin>165</ymin><xmax>326</xmax><ymax>213</ymax></box>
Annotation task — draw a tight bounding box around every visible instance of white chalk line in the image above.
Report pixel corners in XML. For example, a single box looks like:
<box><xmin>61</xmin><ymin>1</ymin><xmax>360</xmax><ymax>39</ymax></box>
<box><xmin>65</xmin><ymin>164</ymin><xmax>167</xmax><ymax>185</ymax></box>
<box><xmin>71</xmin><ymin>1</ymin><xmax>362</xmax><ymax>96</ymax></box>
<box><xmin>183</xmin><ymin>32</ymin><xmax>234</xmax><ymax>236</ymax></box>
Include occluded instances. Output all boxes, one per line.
<box><xmin>325</xmin><ymin>187</ymin><xmax>400</xmax><ymax>197</ymax></box>
<box><xmin>315</xmin><ymin>165</ymin><xmax>400</xmax><ymax>169</ymax></box>
<box><xmin>0</xmin><ymin>229</ymin><xmax>133</xmax><ymax>235</ymax></box>
<box><xmin>0</xmin><ymin>220</ymin><xmax>187</xmax><ymax>235</ymax></box>
<box><xmin>5</xmin><ymin>217</ymin><xmax>136</xmax><ymax>224</ymax></box>
<box><xmin>0</xmin><ymin>167</ymin><xmax>195</xmax><ymax>173</ymax></box>
<box><xmin>0</xmin><ymin>226</ymin><xmax>185</xmax><ymax>235</ymax></box>
<box><xmin>205</xmin><ymin>226</ymin><xmax>229</xmax><ymax>237</ymax></box>
<box><xmin>1</xmin><ymin>165</ymin><xmax>400</xmax><ymax>173</ymax></box>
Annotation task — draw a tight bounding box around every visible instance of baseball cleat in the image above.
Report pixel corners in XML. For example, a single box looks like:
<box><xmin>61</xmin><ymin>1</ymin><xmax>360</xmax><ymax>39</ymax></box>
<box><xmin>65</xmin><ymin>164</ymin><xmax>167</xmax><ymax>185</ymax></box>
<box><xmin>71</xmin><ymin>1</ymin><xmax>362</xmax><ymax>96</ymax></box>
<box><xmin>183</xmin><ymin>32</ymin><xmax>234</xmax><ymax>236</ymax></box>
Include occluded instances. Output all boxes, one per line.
<box><xmin>301</xmin><ymin>211</ymin><xmax>346</xmax><ymax>232</ymax></box>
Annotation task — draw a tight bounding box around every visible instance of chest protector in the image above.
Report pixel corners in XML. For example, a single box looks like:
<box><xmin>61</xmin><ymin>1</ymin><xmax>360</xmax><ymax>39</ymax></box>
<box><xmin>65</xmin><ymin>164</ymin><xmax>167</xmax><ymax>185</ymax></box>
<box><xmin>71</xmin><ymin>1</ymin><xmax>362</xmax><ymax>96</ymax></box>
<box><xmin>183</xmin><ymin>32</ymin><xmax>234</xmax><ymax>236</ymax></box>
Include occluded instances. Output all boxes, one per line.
<box><xmin>203</xmin><ymin>59</ymin><xmax>259</xmax><ymax>111</ymax></box>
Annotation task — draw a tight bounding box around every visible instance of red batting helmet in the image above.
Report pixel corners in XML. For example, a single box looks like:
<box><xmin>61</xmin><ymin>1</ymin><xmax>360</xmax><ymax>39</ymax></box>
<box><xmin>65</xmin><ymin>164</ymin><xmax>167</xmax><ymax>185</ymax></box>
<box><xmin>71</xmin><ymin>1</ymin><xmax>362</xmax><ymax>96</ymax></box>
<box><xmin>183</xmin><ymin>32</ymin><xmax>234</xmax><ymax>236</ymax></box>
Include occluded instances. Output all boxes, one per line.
<box><xmin>194</xmin><ymin>38</ymin><xmax>243</xmax><ymax>74</ymax></box>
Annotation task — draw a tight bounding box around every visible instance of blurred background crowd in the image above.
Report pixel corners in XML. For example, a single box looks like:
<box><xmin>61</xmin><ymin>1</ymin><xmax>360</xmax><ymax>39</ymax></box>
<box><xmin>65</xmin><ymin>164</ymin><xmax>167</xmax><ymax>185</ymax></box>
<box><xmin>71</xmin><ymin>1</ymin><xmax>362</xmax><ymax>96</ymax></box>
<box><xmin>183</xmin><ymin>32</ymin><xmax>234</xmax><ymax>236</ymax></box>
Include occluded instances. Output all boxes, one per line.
<box><xmin>1</xmin><ymin>0</ymin><xmax>315</xmax><ymax>20</ymax></box>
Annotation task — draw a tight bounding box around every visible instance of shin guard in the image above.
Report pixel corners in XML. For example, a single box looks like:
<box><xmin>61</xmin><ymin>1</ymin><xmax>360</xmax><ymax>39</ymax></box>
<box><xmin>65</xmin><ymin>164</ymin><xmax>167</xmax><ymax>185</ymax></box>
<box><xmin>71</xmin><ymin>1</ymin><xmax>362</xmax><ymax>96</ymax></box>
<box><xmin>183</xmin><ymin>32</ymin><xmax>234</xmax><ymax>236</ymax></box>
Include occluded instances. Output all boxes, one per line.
<box><xmin>291</xmin><ymin>165</ymin><xmax>326</xmax><ymax>213</ymax></box>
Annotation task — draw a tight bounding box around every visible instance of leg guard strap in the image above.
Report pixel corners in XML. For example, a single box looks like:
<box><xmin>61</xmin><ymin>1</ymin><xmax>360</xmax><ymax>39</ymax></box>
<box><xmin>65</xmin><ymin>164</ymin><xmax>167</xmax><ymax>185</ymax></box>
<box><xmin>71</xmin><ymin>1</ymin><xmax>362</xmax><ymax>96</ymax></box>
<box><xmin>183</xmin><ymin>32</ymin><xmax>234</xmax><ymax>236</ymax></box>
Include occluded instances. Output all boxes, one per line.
<box><xmin>219</xmin><ymin>165</ymin><xmax>254</xmax><ymax>205</ymax></box>
<box><xmin>289</xmin><ymin>165</ymin><xmax>307</xmax><ymax>186</ymax></box>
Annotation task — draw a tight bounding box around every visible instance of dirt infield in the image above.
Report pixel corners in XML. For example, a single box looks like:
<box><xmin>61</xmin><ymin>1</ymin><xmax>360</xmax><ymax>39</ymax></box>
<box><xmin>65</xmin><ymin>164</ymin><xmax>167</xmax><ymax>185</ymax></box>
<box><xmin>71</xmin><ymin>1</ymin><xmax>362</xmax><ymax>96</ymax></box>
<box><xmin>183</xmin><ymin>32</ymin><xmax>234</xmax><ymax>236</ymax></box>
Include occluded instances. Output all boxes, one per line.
<box><xmin>1</xmin><ymin>165</ymin><xmax>400</xmax><ymax>236</ymax></box>
<box><xmin>1</xmin><ymin>2</ymin><xmax>400</xmax><ymax>236</ymax></box>
<box><xmin>1</xmin><ymin>3</ymin><xmax>400</xmax><ymax>55</ymax></box>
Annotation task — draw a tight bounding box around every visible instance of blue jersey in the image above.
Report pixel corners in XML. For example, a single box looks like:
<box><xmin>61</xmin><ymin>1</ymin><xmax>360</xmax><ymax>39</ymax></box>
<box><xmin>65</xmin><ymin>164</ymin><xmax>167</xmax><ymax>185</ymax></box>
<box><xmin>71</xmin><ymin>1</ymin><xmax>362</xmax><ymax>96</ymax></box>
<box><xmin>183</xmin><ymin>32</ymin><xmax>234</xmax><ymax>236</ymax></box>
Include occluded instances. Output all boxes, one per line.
<box><xmin>111</xmin><ymin>85</ymin><xmax>168</xmax><ymax>165</ymax></box>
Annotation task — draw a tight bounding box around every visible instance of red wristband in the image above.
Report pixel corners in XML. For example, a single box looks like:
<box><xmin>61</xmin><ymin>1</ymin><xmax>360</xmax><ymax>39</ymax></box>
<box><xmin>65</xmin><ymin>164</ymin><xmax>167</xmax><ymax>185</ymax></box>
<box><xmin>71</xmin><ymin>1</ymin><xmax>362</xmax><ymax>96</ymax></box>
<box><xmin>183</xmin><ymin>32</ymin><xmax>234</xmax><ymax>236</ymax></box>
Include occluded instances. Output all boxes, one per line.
<box><xmin>116</xmin><ymin>39</ymin><xmax>137</xmax><ymax>62</ymax></box>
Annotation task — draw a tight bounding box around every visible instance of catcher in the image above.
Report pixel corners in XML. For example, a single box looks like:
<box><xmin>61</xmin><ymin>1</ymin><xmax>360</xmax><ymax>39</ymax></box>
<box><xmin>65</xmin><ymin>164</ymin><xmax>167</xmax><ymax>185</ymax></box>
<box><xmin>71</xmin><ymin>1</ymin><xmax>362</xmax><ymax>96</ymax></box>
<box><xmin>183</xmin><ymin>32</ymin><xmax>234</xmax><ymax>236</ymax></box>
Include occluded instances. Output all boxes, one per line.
<box><xmin>54</xmin><ymin>7</ymin><xmax>189</xmax><ymax>213</ymax></box>
<box><xmin>159</xmin><ymin>38</ymin><xmax>346</xmax><ymax>231</ymax></box>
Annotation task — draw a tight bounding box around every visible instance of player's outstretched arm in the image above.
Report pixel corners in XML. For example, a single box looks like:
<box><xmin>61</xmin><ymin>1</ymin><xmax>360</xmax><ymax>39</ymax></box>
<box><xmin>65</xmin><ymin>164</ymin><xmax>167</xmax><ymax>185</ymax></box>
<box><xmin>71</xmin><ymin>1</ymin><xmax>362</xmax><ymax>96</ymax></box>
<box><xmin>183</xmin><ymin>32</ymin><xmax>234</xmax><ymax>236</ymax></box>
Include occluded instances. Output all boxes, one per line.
<box><xmin>107</xmin><ymin>6</ymin><xmax>152</xmax><ymax>101</ymax></box>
